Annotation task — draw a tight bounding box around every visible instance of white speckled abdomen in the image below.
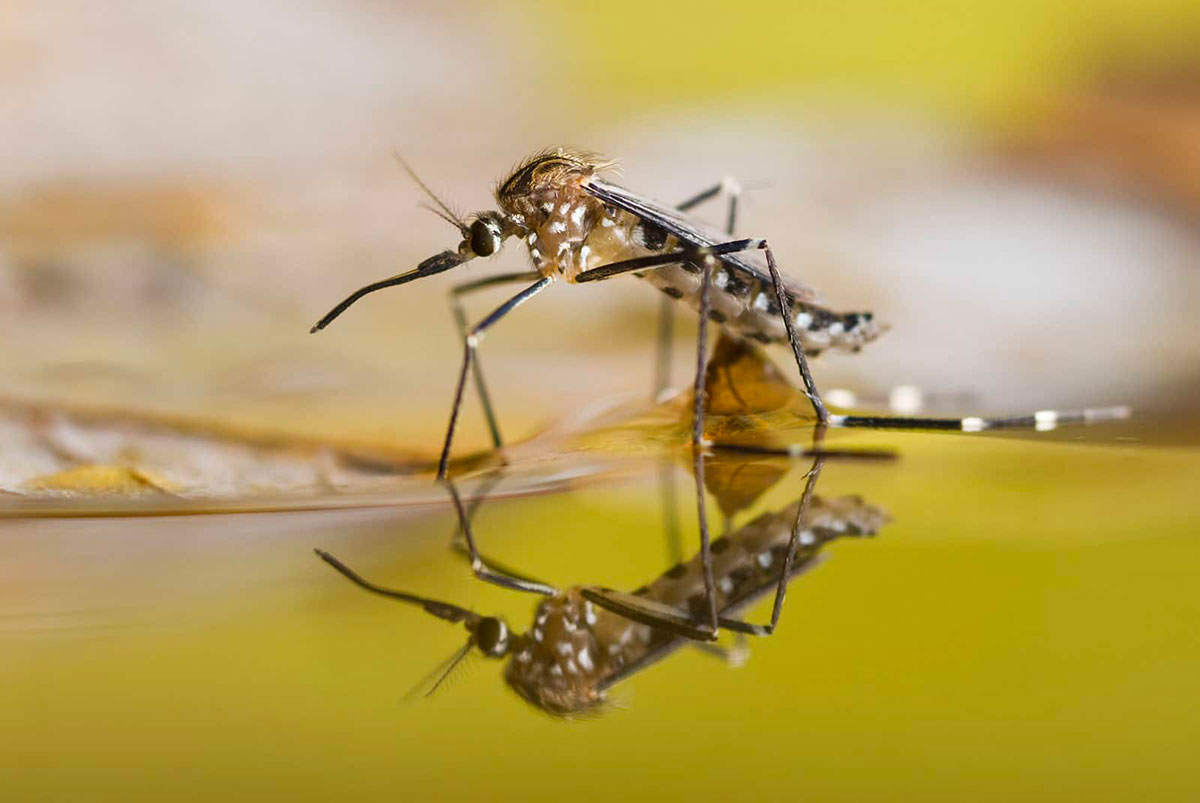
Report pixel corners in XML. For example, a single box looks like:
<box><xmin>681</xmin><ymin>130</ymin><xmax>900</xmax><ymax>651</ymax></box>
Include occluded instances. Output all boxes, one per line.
<box><xmin>502</xmin><ymin>494</ymin><xmax>888</xmax><ymax>715</ymax></box>
<box><xmin>563</xmin><ymin>208</ymin><xmax>883</xmax><ymax>356</ymax></box>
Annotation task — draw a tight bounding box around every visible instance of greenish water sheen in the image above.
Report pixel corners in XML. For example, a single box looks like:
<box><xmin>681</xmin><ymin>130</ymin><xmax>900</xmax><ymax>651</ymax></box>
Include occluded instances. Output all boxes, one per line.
<box><xmin>3</xmin><ymin>427</ymin><xmax>1198</xmax><ymax>801</ymax></box>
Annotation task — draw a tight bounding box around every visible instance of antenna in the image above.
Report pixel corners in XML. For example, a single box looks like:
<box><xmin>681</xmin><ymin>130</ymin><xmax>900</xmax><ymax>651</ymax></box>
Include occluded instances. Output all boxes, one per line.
<box><xmin>393</xmin><ymin>150</ymin><xmax>467</xmax><ymax>234</ymax></box>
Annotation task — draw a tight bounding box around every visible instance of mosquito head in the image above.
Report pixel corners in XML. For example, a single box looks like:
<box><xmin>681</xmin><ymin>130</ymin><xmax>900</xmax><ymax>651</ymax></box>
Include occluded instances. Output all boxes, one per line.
<box><xmin>460</xmin><ymin>212</ymin><xmax>507</xmax><ymax>259</ymax></box>
<box><xmin>467</xmin><ymin>615</ymin><xmax>508</xmax><ymax>657</ymax></box>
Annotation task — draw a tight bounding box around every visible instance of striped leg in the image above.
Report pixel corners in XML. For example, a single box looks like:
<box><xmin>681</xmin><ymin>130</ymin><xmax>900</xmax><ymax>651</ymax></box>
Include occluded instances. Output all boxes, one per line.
<box><xmin>438</xmin><ymin>276</ymin><xmax>552</xmax><ymax>480</ymax></box>
<box><xmin>449</xmin><ymin>271</ymin><xmax>541</xmax><ymax>452</ymax></box>
<box><xmin>655</xmin><ymin>178</ymin><xmax>743</xmax><ymax>400</ymax></box>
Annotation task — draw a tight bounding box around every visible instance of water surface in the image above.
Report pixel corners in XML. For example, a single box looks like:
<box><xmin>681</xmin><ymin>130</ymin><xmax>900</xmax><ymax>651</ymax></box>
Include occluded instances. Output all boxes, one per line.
<box><xmin>4</xmin><ymin>425</ymin><xmax>1197</xmax><ymax>801</ymax></box>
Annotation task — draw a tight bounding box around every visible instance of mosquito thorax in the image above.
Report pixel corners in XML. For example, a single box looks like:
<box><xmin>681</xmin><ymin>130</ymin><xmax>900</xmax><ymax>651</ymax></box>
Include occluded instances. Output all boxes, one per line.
<box><xmin>474</xmin><ymin>616</ymin><xmax>510</xmax><ymax>658</ymax></box>
<box><xmin>502</xmin><ymin>590</ymin><xmax>612</xmax><ymax>716</ymax></box>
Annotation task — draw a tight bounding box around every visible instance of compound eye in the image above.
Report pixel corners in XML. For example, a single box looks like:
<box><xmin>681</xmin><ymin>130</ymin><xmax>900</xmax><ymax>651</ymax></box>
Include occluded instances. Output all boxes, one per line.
<box><xmin>475</xmin><ymin>617</ymin><xmax>508</xmax><ymax>657</ymax></box>
<box><xmin>469</xmin><ymin>220</ymin><xmax>499</xmax><ymax>257</ymax></box>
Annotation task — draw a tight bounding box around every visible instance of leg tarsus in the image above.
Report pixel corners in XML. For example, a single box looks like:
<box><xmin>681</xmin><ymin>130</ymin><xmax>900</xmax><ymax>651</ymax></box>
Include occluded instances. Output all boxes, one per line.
<box><xmin>759</xmin><ymin>241</ymin><xmax>830</xmax><ymax>425</ymax></box>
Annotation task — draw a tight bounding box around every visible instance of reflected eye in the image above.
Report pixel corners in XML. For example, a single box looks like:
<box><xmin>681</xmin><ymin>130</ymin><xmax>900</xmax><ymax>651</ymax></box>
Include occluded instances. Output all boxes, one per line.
<box><xmin>475</xmin><ymin>617</ymin><xmax>508</xmax><ymax>657</ymax></box>
<box><xmin>469</xmin><ymin>220</ymin><xmax>500</xmax><ymax>257</ymax></box>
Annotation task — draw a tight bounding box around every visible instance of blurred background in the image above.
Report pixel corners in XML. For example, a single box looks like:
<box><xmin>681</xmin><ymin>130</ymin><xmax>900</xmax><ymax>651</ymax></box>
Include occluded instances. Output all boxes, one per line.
<box><xmin>3</xmin><ymin>4</ymin><xmax>1200</xmax><ymax>802</ymax></box>
<box><xmin>2</xmin><ymin>0</ymin><xmax>1199</xmax><ymax>493</ymax></box>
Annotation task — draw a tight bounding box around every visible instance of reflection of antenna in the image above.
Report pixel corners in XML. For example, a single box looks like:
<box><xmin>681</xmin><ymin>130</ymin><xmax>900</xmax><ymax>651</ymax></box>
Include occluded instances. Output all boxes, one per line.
<box><xmin>403</xmin><ymin>639</ymin><xmax>475</xmax><ymax>702</ymax></box>
<box><xmin>393</xmin><ymin>150</ymin><xmax>467</xmax><ymax>234</ymax></box>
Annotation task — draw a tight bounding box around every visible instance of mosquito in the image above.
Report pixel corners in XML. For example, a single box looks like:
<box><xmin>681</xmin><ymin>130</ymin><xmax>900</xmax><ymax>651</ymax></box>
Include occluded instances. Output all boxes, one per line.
<box><xmin>313</xmin><ymin>148</ymin><xmax>1128</xmax><ymax>482</ymax></box>
<box><xmin>314</xmin><ymin>455</ymin><xmax>889</xmax><ymax>716</ymax></box>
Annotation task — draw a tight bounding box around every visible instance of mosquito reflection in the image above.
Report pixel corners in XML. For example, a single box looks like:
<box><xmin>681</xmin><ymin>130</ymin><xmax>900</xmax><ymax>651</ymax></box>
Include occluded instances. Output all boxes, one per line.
<box><xmin>315</xmin><ymin>450</ymin><xmax>889</xmax><ymax>717</ymax></box>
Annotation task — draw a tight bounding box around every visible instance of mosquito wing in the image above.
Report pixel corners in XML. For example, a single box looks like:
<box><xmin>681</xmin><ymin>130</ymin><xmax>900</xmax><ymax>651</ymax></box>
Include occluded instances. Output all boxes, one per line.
<box><xmin>582</xmin><ymin>177</ymin><xmax>823</xmax><ymax>304</ymax></box>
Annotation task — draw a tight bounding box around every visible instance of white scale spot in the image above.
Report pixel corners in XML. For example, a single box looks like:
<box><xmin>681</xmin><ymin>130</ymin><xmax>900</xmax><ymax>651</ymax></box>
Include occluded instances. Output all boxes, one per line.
<box><xmin>713</xmin><ymin>269</ymin><xmax>729</xmax><ymax>289</ymax></box>
<box><xmin>549</xmin><ymin>664</ymin><xmax>563</xmax><ymax>677</ymax></box>
<box><xmin>753</xmin><ymin>292</ymin><xmax>771</xmax><ymax>312</ymax></box>
<box><xmin>601</xmin><ymin>216</ymin><xmax>615</xmax><ymax>227</ymax></box>
<box><xmin>584</xmin><ymin>602</ymin><xmax>598</xmax><ymax>626</ymax></box>
<box><xmin>532</xmin><ymin>627</ymin><xmax>544</xmax><ymax>642</ymax></box>
<box><xmin>548</xmin><ymin>220</ymin><xmax>567</xmax><ymax>234</ymax></box>
<box><xmin>794</xmin><ymin>311</ymin><xmax>812</xmax><ymax>329</ymax></box>
<box><xmin>718</xmin><ymin>577</ymin><xmax>734</xmax><ymax>595</ymax></box>
<box><xmin>578</xmin><ymin>244</ymin><xmax>592</xmax><ymax>269</ymax></box>
<box><xmin>756</xmin><ymin>551</ymin><xmax>774</xmax><ymax>569</ymax></box>
<box><xmin>541</xmin><ymin>202</ymin><xmax>554</xmax><ymax>213</ymax></box>
<box><xmin>526</xmin><ymin>232</ymin><xmax>537</xmax><ymax>244</ymax></box>
<box><xmin>557</xmin><ymin>641</ymin><xmax>574</xmax><ymax>656</ymax></box>
<box><xmin>962</xmin><ymin>417</ymin><xmax>986</xmax><ymax>432</ymax></box>
<box><xmin>565</xmin><ymin>659</ymin><xmax>579</xmax><ymax>675</ymax></box>
<box><xmin>828</xmin><ymin>321</ymin><xmax>844</xmax><ymax>336</ymax></box>
<box><xmin>577</xmin><ymin>647</ymin><xmax>594</xmax><ymax>672</ymax></box>
<box><xmin>799</xmin><ymin>530</ymin><xmax>816</xmax><ymax>546</ymax></box>
<box><xmin>571</xmin><ymin>205</ymin><xmax>587</xmax><ymax>225</ymax></box>
<box><xmin>559</xmin><ymin>202</ymin><xmax>571</xmax><ymax>215</ymax></box>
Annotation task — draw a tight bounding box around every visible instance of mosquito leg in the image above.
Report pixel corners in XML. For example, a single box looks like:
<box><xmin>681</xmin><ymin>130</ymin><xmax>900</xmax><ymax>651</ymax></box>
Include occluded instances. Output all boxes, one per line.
<box><xmin>692</xmin><ymin>442</ymin><xmax>720</xmax><ymax>636</ymax></box>
<box><xmin>575</xmin><ymin>239</ymin><xmax>764</xmax><ymax>284</ymax></box>
<box><xmin>759</xmin><ymin>241</ymin><xmax>830</xmax><ymax>424</ymax></box>
<box><xmin>442</xmin><ymin>476</ymin><xmax>558</xmax><ymax>596</ymax></box>
<box><xmin>754</xmin><ymin>244</ymin><xmax>1120</xmax><ymax>434</ymax></box>
<box><xmin>449</xmin><ymin>271</ymin><xmax>541</xmax><ymax>451</ymax></box>
<box><xmin>446</xmin><ymin>469</ymin><xmax>506</xmax><ymax>550</ymax></box>
<box><xmin>438</xmin><ymin>276</ymin><xmax>552</xmax><ymax>481</ymax></box>
<box><xmin>676</xmin><ymin>176</ymin><xmax>742</xmax><ymax>234</ymax></box>
<box><xmin>576</xmin><ymin>239</ymin><xmax>827</xmax><ymax>423</ymax></box>
<box><xmin>654</xmin><ymin>178</ymin><xmax>742</xmax><ymax>399</ymax></box>
<box><xmin>692</xmin><ymin>256</ymin><xmax>714</xmax><ymax>449</ymax></box>
<box><xmin>443</xmin><ymin>470</ymin><xmax>557</xmax><ymax>589</ymax></box>
<box><xmin>715</xmin><ymin>452</ymin><xmax>827</xmax><ymax>637</ymax></box>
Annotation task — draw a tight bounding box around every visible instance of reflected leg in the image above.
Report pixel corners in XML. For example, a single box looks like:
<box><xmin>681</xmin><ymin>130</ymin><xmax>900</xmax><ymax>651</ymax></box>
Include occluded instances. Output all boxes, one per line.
<box><xmin>442</xmin><ymin>477</ymin><xmax>558</xmax><ymax>597</ymax></box>
<box><xmin>713</xmin><ymin>452</ymin><xmax>826</xmax><ymax>636</ymax></box>
<box><xmin>445</xmin><ymin>471</ymin><xmax>558</xmax><ymax>590</ymax></box>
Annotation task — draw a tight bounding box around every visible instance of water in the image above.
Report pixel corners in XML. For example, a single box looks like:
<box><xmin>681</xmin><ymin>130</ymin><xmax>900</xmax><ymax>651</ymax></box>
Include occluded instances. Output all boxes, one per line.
<box><xmin>4</xmin><ymin>423</ymin><xmax>1197</xmax><ymax>801</ymax></box>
